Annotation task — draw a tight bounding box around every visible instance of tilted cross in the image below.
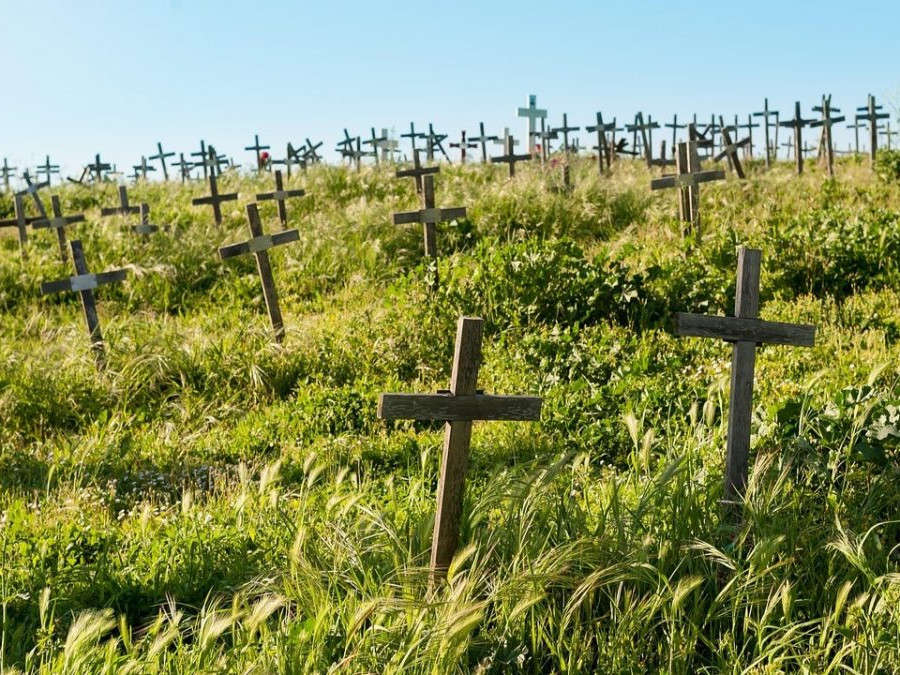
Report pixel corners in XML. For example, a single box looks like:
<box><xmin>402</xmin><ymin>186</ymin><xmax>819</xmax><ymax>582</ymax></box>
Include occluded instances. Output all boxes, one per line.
<box><xmin>377</xmin><ymin>316</ymin><xmax>542</xmax><ymax>578</ymax></box>
<box><xmin>304</xmin><ymin>138</ymin><xmax>323</xmax><ymax>164</ymax></box>
<box><xmin>779</xmin><ymin>101</ymin><xmax>815</xmax><ymax>174</ymax></box>
<box><xmin>88</xmin><ymin>154</ymin><xmax>112</xmax><ymax>182</ymax></box>
<box><xmin>392</xmin><ymin>173</ymin><xmax>465</xmax><ymax>288</ymax></box>
<box><xmin>626</xmin><ymin>113</ymin><xmax>661</xmax><ymax>166</ymax></box>
<box><xmin>100</xmin><ymin>185</ymin><xmax>141</xmax><ymax>219</ymax></box>
<box><xmin>192</xmin><ymin>165</ymin><xmax>238</xmax><ymax>226</ymax></box>
<box><xmin>33</xmin><ymin>195</ymin><xmax>85</xmax><ymax>262</ymax></box>
<box><xmin>149</xmin><ymin>142</ymin><xmax>175</xmax><ymax>181</ymax></box>
<box><xmin>714</xmin><ymin>116</ymin><xmax>751</xmax><ymax>179</ymax></box>
<box><xmin>426</xmin><ymin>124</ymin><xmax>449</xmax><ymax>162</ymax></box>
<box><xmin>856</xmin><ymin>94</ymin><xmax>890</xmax><ymax>168</ymax></box>
<box><xmin>36</xmin><ymin>155</ymin><xmax>60</xmax><ymax>185</ymax></box>
<box><xmin>469</xmin><ymin>122</ymin><xmax>499</xmax><ymax>164</ymax></box>
<box><xmin>40</xmin><ymin>239</ymin><xmax>127</xmax><ymax>368</ymax></box>
<box><xmin>256</xmin><ymin>169</ymin><xmax>306</xmax><ymax>229</ymax></box>
<box><xmin>752</xmin><ymin>98</ymin><xmax>779</xmax><ymax>168</ymax></box>
<box><xmin>811</xmin><ymin>95</ymin><xmax>845</xmax><ymax>178</ymax></box>
<box><xmin>517</xmin><ymin>95</ymin><xmax>547</xmax><ymax>154</ymax></box>
<box><xmin>245</xmin><ymin>134</ymin><xmax>271</xmax><ymax>170</ymax></box>
<box><xmin>401</xmin><ymin>122</ymin><xmax>427</xmax><ymax>155</ymax></box>
<box><xmin>449</xmin><ymin>130</ymin><xmax>478</xmax><ymax>165</ymax></box>
<box><xmin>16</xmin><ymin>170</ymin><xmax>49</xmax><ymax>218</ymax></box>
<box><xmin>673</xmin><ymin>247</ymin><xmax>815</xmax><ymax>512</ymax></box>
<box><xmin>218</xmin><ymin>204</ymin><xmax>299</xmax><ymax>342</ymax></box>
<box><xmin>1</xmin><ymin>158</ymin><xmax>17</xmax><ymax>191</ymax></box>
<box><xmin>395</xmin><ymin>149</ymin><xmax>439</xmax><ymax>195</ymax></box>
<box><xmin>552</xmin><ymin>113</ymin><xmax>580</xmax><ymax>154</ymax></box>
<box><xmin>650</xmin><ymin>140</ymin><xmax>724</xmax><ymax>242</ymax></box>
<box><xmin>491</xmin><ymin>134</ymin><xmax>532</xmax><ymax>177</ymax></box>
<box><xmin>585</xmin><ymin>112</ymin><xmax>616</xmax><ymax>174</ymax></box>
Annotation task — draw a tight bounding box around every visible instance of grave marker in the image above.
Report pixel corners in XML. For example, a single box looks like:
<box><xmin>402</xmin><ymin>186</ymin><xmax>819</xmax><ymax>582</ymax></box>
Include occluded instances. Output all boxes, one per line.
<box><xmin>856</xmin><ymin>94</ymin><xmax>890</xmax><ymax>168</ymax></box>
<box><xmin>714</xmin><ymin>116</ymin><xmax>751</xmax><ymax>179</ymax></box>
<box><xmin>810</xmin><ymin>95</ymin><xmax>845</xmax><ymax>177</ymax></box>
<box><xmin>402</xmin><ymin>122</ymin><xmax>427</xmax><ymax>155</ymax></box>
<box><xmin>0</xmin><ymin>194</ymin><xmax>38</xmax><ymax>254</ymax></box>
<box><xmin>491</xmin><ymin>134</ymin><xmax>531</xmax><ymax>177</ymax></box>
<box><xmin>218</xmin><ymin>203</ymin><xmax>299</xmax><ymax>342</ymax></box>
<box><xmin>665</xmin><ymin>115</ymin><xmax>686</xmax><ymax>157</ymax></box>
<box><xmin>40</xmin><ymin>239</ymin><xmax>127</xmax><ymax>368</ymax></box>
<box><xmin>256</xmin><ymin>169</ymin><xmax>306</xmax><ymax>229</ymax></box>
<box><xmin>133</xmin><ymin>156</ymin><xmax>156</xmax><ymax>181</ymax></box>
<box><xmin>426</xmin><ymin>124</ymin><xmax>449</xmax><ymax>162</ymax></box>
<box><xmin>36</xmin><ymin>155</ymin><xmax>60</xmax><ymax>185</ymax></box>
<box><xmin>192</xmin><ymin>166</ymin><xmax>238</xmax><ymax>226</ymax></box>
<box><xmin>304</xmin><ymin>139</ymin><xmax>324</xmax><ymax>164</ymax></box>
<box><xmin>191</xmin><ymin>140</ymin><xmax>210</xmax><ymax>178</ymax></box>
<box><xmin>779</xmin><ymin>102</ymin><xmax>814</xmax><ymax>174</ymax></box>
<box><xmin>16</xmin><ymin>171</ymin><xmax>49</xmax><ymax>218</ymax></box>
<box><xmin>673</xmin><ymin>247</ymin><xmax>815</xmax><ymax>511</ymax></box>
<box><xmin>100</xmin><ymin>185</ymin><xmax>141</xmax><ymax>218</ymax></box>
<box><xmin>449</xmin><ymin>130</ymin><xmax>478</xmax><ymax>164</ymax></box>
<box><xmin>517</xmin><ymin>95</ymin><xmax>547</xmax><ymax>154</ymax></box>
<box><xmin>1</xmin><ymin>158</ymin><xmax>17</xmax><ymax>191</ymax></box>
<box><xmin>149</xmin><ymin>142</ymin><xmax>175</xmax><ymax>181</ymax></box>
<box><xmin>469</xmin><ymin>123</ymin><xmax>499</xmax><ymax>164</ymax></box>
<box><xmin>627</xmin><ymin>113</ymin><xmax>661</xmax><ymax>166</ymax></box>
<box><xmin>377</xmin><ymin>316</ymin><xmax>542</xmax><ymax>578</ymax></box>
<box><xmin>33</xmin><ymin>195</ymin><xmax>84</xmax><ymax>262</ymax></box>
<box><xmin>245</xmin><ymin>134</ymin><xmax>271</xmax><ymax>171</ymax></box>
<box><xmin>134</xmin><ymin>203</ymin><xmax>160</xmax><ymax>236</ymax></box>
<box><xmin>396</xmin><ymin>149</ymin><xmax>439</xmax><ymax>195</ymax></box>
<box><xmin>846</xmin><ymin>118</ymin><xmax>864</xmax><ymax>155</ymax></box>
<box><xmin>585</xmin><ymin>112</ymin><xmax>616</xmax><ymax>173</ymax></box>
<box><xmin>740</xmin><ymin>115</ymin><xmax>760</xmax><ymax>158</ymax></box>
<box><xmin>88</xmin><ymin>154</ymin><xmax>112</xmax><ymax>183</ymax></box>
<box><xmin>173</xmin><ymin>153</ymin><xmax>193</xmax><ymax>183</ymax></box>
<box><xmin>752</xmin><ymin>98</ymin><xmax>779</xmax><ymax>167</ymax></box>
<box><xmin>552</xmin><ymin>114</ymin><xmax>580</xmax><ymax>154</ymax></box>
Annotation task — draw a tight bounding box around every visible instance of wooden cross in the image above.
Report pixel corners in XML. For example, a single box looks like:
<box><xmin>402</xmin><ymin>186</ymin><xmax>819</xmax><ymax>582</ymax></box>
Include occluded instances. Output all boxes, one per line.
<box><xmin>304</xmin><ymin>138</ymin><xmax>323</xmax><ymax>164</ymax></box>
<box><xmin>881</xmin><ymin>122</ymin><xmax>899</xmax><ymax>151</ymax></box>
<box><xmin>517</xmin><ymin>95</ymin><xmax>547</xmax><ymax>154</ymax></box>
<box><xmin>714</xmin><ymin>116</ymin><xmax>751</xmax><ymax>179</ymax></box>
<box><xmin>363</xmin><ymin>128</ymin><xmax>387</xmax><ymax>165</ymax></box>
<box><xmin>88</xmin><ymin>154</ymin><xmax>111</xmax><ymax>182</ymax></box>
<box><xmin>585</xmin><ymin>112</ymin><xmax>615</xmax><ymax>173</ymax></box>
<box><xmin>173</xmin><ymin>153</ymin><xmax>193</xmax><ymax>183</ymax></box>
<box><xmin>740</xmin><ymin>115</ymin><xmax>760</xmax><ymax>158</ymax></box>
<box><xmin>1</xmin><ymin>158</ymin><xmax>16</xmax><ymax>191</ymax></box>
<box><xmin>272</xmin><ymin>143</ymin><xmax>305</xmax><ymax>178</ymax></box>
<box><xmin>811</xmin><ymin>95</ymin><xmax>845</xmax><ymax>178</ymax></box>
<box><xmin>552</xmin><ymin>114</ymin><xmax>580</xmax><ymax>154</ymax></box>
<box><xmin>650</xmin><ymin>140</ymin><xmax>724</xmax><ymax>241</ymax></box>
<box><xmin>378</xmin><ymin>130</ymin><xmax>400</xmax><ymax>163</ymax></box>
<box><xmin>192</xmin><ymin>168</ymin><xmax>238</xmax><ymax>226</ymax></box>
<box><xmin>402</xmin><ymin>122</ymin><xmax>427</xmax><ymax>155</ymax></box>
<box><xmin>100</xmin><ymin>185</ymin><xmax>141</xmax><ymax>218</ymax></box>
<box><xmin>856</xmin><ymin>94</ymin><xmax>890</xmax><ymax>168</ymax></box>
<box><xmin>392</xmin><ymin>173</ymin><xmax>465</xmax><ymax>287</ymax></box>
<box><xmin>191</xmin><ymin>140</ymin><xmax>210</xmax><ymax>178</ymax></box>
<box><xmin>626</xmin><ymin>113</ymin><xmax>661</xmax><ymax>166</ymax></box>
<box><xmin>665</xmin><ymin>115</ymin><xmax>686</xmax><ymax>157</ymax></box>
<box><xmin>377</xmin><ymin>316</ymin><xmax>542</xmax><ymax>578</ymax></box>
<box><xmin>425</xmin><ymin>124</ymin><xmax>449</xmax><ymax>162</ymax></box>
<box><xmin>673</xmin><ymin>247</ymin><xmax>815</xmax><ymax>510</ymax></box>
<box><xmin>245</xmin><ymin>134</ymin><xmax>271</xmax><ymax>171</ymax></box>
<box><xmin>149</xmin><ymin>142</ymin><xmax>175</xmax><ymax>180</ymax></box>
<box><xmin>33</xmin><ymin>195</ymin><xmax>85</xmax><ymax>262</ymax></box>
<box><xmin>491</xmin><ymin>134</ymin><xmax>531</xmax><ymax>177</ymax></box>
<box><xmin>779</xmin><ymin>102</ymin><xmax>815</xmax><ymax>174</ymax></box>
<box><xmin>449</xmin><ymin>130</ymin><xmax>478</xmax><ymax>165</ymax></box>
<box><xmin>396</xmin><ymin>149</ymin><xmax>439</xmax><ymax>195</ymax></box>
<box><xmin>37</xmin><ymin>155</ymin><xmax>60</xmax><ymax>185</ymax></box>
<box><xmin>40</xmin><ymin>239</ymin><xmax>127</xmax><ymax>368</ymax></box>
<box><xmin>134</xmin><ymin>156</ymin><xmax>156</xmax><ymax>181</ymax></box>
<box><xmin>752</xmin><ymin>98</ymin><xmax>778</xmax><ymax>168</ymax></box>
<box><xmin>0</xmin><ymin>194</ymin><xmax>38</xmax><ymax>254</ymax></box>
<box><xmin>218</xmin><ymin>204</ymin><xmax>299</xmax><ymax>342</ymax></box>
<box><xmin>846</xmin><ymin>118</ymin><xmax>864</xmax><ymax>155</ymax></box>
<box><xmin>256</xmin><ymin>170</ymin><xmax>306</xmax><ymax>229</ymax></box>
<box><xmin>469</xmin><ymin>122</ymin><xmax>498</xmax><ymax>164</ymax></box>
<box><xmin>537</xmin><ymin>119</ymin><xmax>557</xmax><ymax>162</ymax></box>
<box><xmin>16</xmin><ymin>170</ymin><xmax>49</xmax><ymax>218</ymax></box>
<box><xmin>134</xmin><ymin>203</ymin><xmax>159</xmax><ymax>236</ymax></box>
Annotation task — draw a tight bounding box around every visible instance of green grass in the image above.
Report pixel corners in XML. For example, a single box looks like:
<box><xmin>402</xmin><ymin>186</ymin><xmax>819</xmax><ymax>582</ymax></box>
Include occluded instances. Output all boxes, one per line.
<box><xmin>2</xmin><ymin>155</ymin><xmax>900</xmax><ymax>672</ymax></box>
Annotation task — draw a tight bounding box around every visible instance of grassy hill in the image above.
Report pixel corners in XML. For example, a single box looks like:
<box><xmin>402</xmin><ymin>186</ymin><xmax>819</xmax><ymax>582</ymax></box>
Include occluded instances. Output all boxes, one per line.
<box><xmin>2</xmin><ymin>155</ymin><xmax>900</xmax><ymax>672</ymax></box>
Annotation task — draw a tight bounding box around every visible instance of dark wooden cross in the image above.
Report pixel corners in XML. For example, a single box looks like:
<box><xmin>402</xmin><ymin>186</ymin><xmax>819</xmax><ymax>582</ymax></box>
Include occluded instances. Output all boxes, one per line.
<box><xmin>585</xmin><ymin>112</ymin><xmax>615</xmax><ymax>173</ymax></box>
<box><xmin>0</xmin><ymin>194</ymin><xmax>38</xmax><ymax>254</ymax></box>
<box><xmin>272</xmin><ymin>143</ymin><xmax>305</xmax><ymax>178</ymax></box>
<box><xmin>536</xmin><ymin>118</ymin><xmax>557</xmax><ymax>162</ymax></box>
<box><xmin>881</xmin><ymin>122</ymin><xmax>899</xmax><ymax>151</ymax></box>
<box><xmin>191</xmin><ymin>140</ymin><xmax>210</xmax><ymax>178</ymax></box>
<box><xmin>779</xmin><ymin>102</ymin><xmax>815</xmax><ymax>174</ymax></box>
<box><xmin>856</xmin><ymin>94</ymin><xmax>891</xmax><ymax>168</ymax></box>
<box><xmin>491</xmin><ymin>134</ymin><xmax>532</xmax><ymax>177</ymax></box>
<box><xmin>37</xmin><ymin>155</ymin><xmax>60</xmax><ymax>185</ymax></box>
<box><xmin>363</xmin><ymin>128</ymin><xmax>387</xmax><ymax>166</ymax></box>
<box><xmin>149</xmin><ymin>142</ymin><xmax>175</xmax><ymax>180</ymax></box>
<box><xmin>517</xmin><ymin>95</ymin><xmax>547</xmax><ymax>154</ymax></box>
<box><xmin>552</xmin><ymin>114</ymin><xmax>580</xmax><ymax>154</ymax></box>
<box><xmin>16</xmin><ymin>170</ymin><xmax>49</xmax><ymax>218</ymax></box>
<box><xmin>846</xmin><ymin>118</ymin><xmax>864</xmax><ymax>155</ymax></box>
<box><xmin>245</xmin><ymin>134</ymin><xmax>271</xmax><ymax>171</ymax></box>
<box><xmin>673</xmin><ymin>247</ymin><xmax>815</xmax><ymax>512</ymax></box>
<box><xmin>426</xmin><ymin>124</ymin><xmax>449</xmax><ymax>162</ymax></box>
<box><xmin>811</xmin><ymin>95</ymin><xmax>845</xmax><ymax>178</ymax></box>
<box><xmin>303</xmin><ymin>138</ymin><xmax>323</xmax><ymax>164</ymax></box>
<box><xmin>752</xmin><ymin>98</ymin><xmax>778</xmax><ymax>168</ymax></box>
<box><xmin>377</xmin><ymin>316</ymin><xmax>542</xmax><ymax>578</ymax></box>
<box><xmin>650</xmin><ymin>140</ymin><xmax>724</xmax><ymax>241</ymax></box>
<box><xmin>469</xmin><ymin>123</ymin><xmax>499</xmax><ymax>164</ymax></box>
<box><xmin>133</xmin><ymin>156</ymin><xmax>156</xmax><ymax>180</ymax></box>
<box><xmin>1</xmin><ymin>158</ymin><xmax>16</xmax><ymax>191</ymax></box>
<box><xmin>396</xmin><ymin>149</ymin><xmax>439</xmax><ymax>195</ymax></box>
<box><xmin>218</xmin><ymin>204</ymin><xmax>299</xmax><ymax>342</ymax></box>
<box><xmin>134</xmin><ymin>203</ymin><xmax>160</xmax><ymax>236</ymax></box>
<box><xmin>40</xmin><ymin>239</ymin><xmax>127</xmax><ymax>368</ymax></box>
<box><xmin>714</xmin><ymin>116</ymin><xmax>751</xmax><ymax>179</ymax></box>
<box><xmin>101</xmin><ymin>185</ymin><xmax>141</xmax><ymax>219</ymax></box>
<box><xmin>449</xmin><ymin>130</ymin><xmax>478</xmax><ymax>165</ymax></box>
<box><xmin>665</xmin><ymin>115</ymin><xmax>686</xmax><ymax>157</ymax></box>
<box><xmin>192</xmin><ymin>167</ymin><xmax>238</xmax><ymax>226</ymax></box>
<box><xmin>392</xmin><ymin>173</ymin><xmax>465</xmax><ymax>288</ymax></box>
<box><xmin>401</xmin><ymin>122</ymin><xmax>426</xmax><ymax>155</ymax></box>
<box><xmin>33</xmin><ymin>195</ymin><xmax>85</xmax><ymax>262</ymax></box>
<box><xmin>256</xmin><ymin>170</ymin><xmax>306</xmax><ymax>229</ymax></box>
<box><xmin>88</xmin><ymin>154</ymin><xmax>111</xmax><ymax>183</ymax></box>
<box><xmin>740</xmin><ymin>115</ymin><xmax>760</xmax><ymax>158</ymax></box>
<box><xmin>173</xmin><ymin>153</ymin><xmax>193</xmax><ymax>183</ymax></box>
<box><xmin>627</xmin><ymin>113</ymin><xmax>661</xmax><ymax>166</ymax></box>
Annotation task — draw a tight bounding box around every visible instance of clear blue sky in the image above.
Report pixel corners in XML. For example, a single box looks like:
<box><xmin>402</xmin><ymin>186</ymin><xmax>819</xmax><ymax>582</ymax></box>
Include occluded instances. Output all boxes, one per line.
<box><xmin>5</xmin><ymin>0</ymin><xmax>899</xmax><ymax>179</ymax></box>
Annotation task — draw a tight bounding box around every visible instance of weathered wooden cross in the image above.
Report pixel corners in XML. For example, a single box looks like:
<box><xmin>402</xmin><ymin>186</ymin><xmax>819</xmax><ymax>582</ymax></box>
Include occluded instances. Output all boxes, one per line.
<box><xmin>627</xmin><ymin>113</ymin><xmax>661</xmax><ymax>167</ymax></box>
<box><xmin>425</xmin><ymin>124</ymin><xmax>449</xmax><ymax>162</ymax></box>
<box><xmin>665</xmin><ymin>115</ymin><xmax>686</xmax><ymax>157</ymax></box>
<box><xmin>491</xmin><ymin>134</ymin><xmax>532</xmax><ymax>177</ymax></box>
<box><xmin>846</xmin><ymin>118</ymin><xmax>864</xmax><ymax>155</ymax></box>
<box><xmin>714</xmin><ymin>116</ymin><xmax>751</xmax><ymax>179</ymax></box>
<box><xmin>673</xmin><ymin>247</ymin><xmax>815</xmax><ymax>511</ymax></box>
<box><xmin>856</xmin><ymin>94</ymin><xmax>890</xmax><ymax>168</ymax></box>
<box><xmin>377</xmin><ymin>316</ymin><xmax>543</xmax><ymax>578</ymax></box>
<box><xmin>811</xmin><ymin>95</ymin><xmax>845</xmax><ymax>178</ymax></box>
<box><xmin>33</xmin><ymin>195</ymin><xmax>85</xmax><ymax>262</ymax></box>
<box><xmin>191</xmin><ymin>140</ymin><xmax>211</xmax><ymax>178</ymax></box>
<box><xmin>218</xmin><ymin>204</ymin><xmax>299</xmax><ymax>342</ymax></box>
<box><xmin>1</xmin><ymin>158</ymin><xmax>16</xmax><ymax>191</ymax></box>
<box><xmin>449</xmin><ymin>131</ymin><xmax>478</xmax><ymax>165</ymax></box>
<box><xmin>192</xmin><ymin>167</ymin><xmax>238</xmax><ymax>226</ymax></box>
<box><xmin>100</xmin><ymin>185</ymin><xmax>141</xmax><ymax>219</ymax></box>
<box><xmin>779</xmin><ymin>102</ymin><xmax>814</xmax><ymax>174</ymax></box>
<box><xmin>752</xmin><ymin>98</ymin><xmax>778</xmax><ymax>168</ymax></box>
<box><xmin>552</xmin><ymin>114</ymin><xmax>580</xmax><ymax>154</ymax></box>
<box><xmin>650</xmin><ymin>140</ymin><xmax>724</xmax><ymax>241</ymax></box>
<box><xmin>402</xmin><ymin>122</ymin><xmax>427</xmax><ymax>155</ymax></box>
<box><xmin>149</xmin><ymin>142</ymin><xmax>175</xmax><ymax>180</ymax></box>
<box><xmin>245</xmin><ymin>134</ymin><xmax>271</xmax><ymax>171</ymax></box>
<box><xmin>256</xmin><ymin>170</ymin><xmax>306</xmax><ymax>229</ymax></box>
<box><xmin>740</xmin><ymin>115</ymin><xmax>760</xmax><ymax>158</ymax></box>
<box><xmin>517</xmin><ymin>95</ymin><xmax>547</xmax><ymax>154</ymax></box>
<box><xmin>134</xmin><ymin>203</ymin><xmax>160</xmax><ymax>236</ymax></box>
<box><xmin>134</xmin><ymin>156</ymin><xmax>156</xmax><ymax>181</ymax></box>
<box><xmin>396</xmin><ymin>149</ymin><xmax>439</xmax><ymax>195</ymax></box>
<box><xmin>16</xmin><ymin>171</ymin><xmax>49</xmax><ymax>218</ymax></box>
<box><xmin>585</xmin><ymin>112</ymin><xmax>615</xmax><ymax>173</ymax></box>
<box><xmin>37</xmin><ymin>155</ymin><xmax>60</xmax><ymax>185</ymax></box>
<box><xmin>88</xmin><ymin>154</ymin><xmax>111</xmax><ymax>182</ymax></box>
<box><xmin>173</xmin><ymin>153</ymin><xmax>193</xmax><ymax>183</ymax></box>
<box><xmin>0</xmin><ymin>194</ymin><xmax>38</xmax><ymax>254</ymax></box>
<box><xmin>882</xmin><ymin>122</ymin><xmax>899</xmax><ymax>151</ymax></box>
<box><xmin>363</xmin><ymin>128</ymin><xmax>387</xmax><ymax>166</ymax></box>
<box><xmin>272</xmin><ymin>143</ymin><xmax>305</xmax><ymax>178</ymax></box>
<box><xmin>469</xmin><ymin>123</ymin><xmax>499</xmax><ymax>164</ymax></box>
<box><xmin>40</xmin><ymin>239</ymin><xmax>127</xmax><ymax>368</ymax></box>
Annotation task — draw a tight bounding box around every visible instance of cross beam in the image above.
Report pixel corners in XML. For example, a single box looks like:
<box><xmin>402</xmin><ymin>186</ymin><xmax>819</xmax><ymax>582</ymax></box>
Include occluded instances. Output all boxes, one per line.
<box><xmin>33</xmin><ymin>195</ymin><xmax>85</xmax><ymax>262</ymax></box>
<box><xmin>37</xmin><ymin>155</ymin><xmax>60</xmax><ymax>185</ymax></box>
<box><xmin>377</xmin><ymin>316</ymin><xmax>542</xmax><ymax>579</ymax></box>
<box><xmin>40</xmin><ymin>239</ymin><xmax>127</xmax><ymax>368</ymax></box>
<box><xmin>192</xmin><ymin>170</ymin><xmax>238</xmax><ymax>226</ymax></box>
<box><xmin>88</xmin><ymin>154</ymin><xmax>111</xmax><ymax>182</ymax></box>
<box><xmin>449</xmin><ymin>130</ymin><xmax>478</xmax><ymax>165</ymax></box>
<box><xmin>256</xmin><ymin>169</ymin><xmax>306</xmax><ymax>229</ymax></box>
<box><xmin>395</xmin><ymin>149</ymin><xmax>439</xmax><ymax>194</ymax></box>
<box><xmin>673</xmin><ymin>248</ymin><xmax>815</xmax><ymax>512</ymax></box>
<box><xmin>218</xmin><ymin>204</ymin><xmax>299</xmax><ymax>342</ymax></box>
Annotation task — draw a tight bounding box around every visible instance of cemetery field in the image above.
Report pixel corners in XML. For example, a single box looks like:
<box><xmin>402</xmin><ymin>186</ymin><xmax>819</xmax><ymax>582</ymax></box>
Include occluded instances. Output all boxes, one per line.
<box><xmin>4</xmin><ymin>157</ymin><xmax>900</xmax><ymax>672</ymax></box>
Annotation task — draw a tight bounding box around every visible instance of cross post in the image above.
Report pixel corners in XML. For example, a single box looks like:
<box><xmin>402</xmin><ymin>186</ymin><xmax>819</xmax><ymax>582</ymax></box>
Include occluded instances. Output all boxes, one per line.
<box><xmin>245</xmin><ymin>134</ymin><xmax>271</xmax><ymax>171</ymax></box>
